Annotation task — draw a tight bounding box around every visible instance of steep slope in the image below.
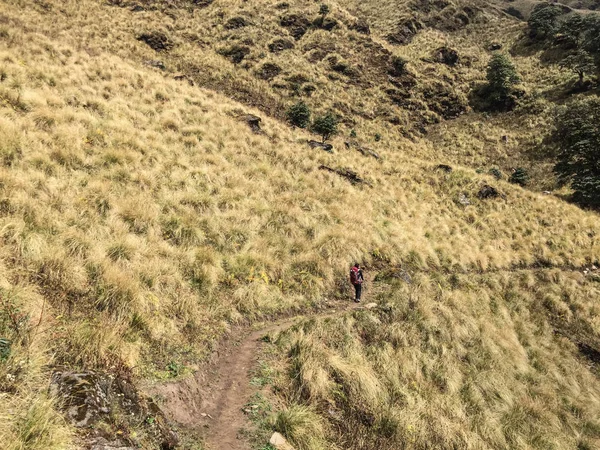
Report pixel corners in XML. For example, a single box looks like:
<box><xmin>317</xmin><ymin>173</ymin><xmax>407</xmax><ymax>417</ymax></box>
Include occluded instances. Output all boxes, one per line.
<box><xmin>0</xmin><ymin>1</ymin><xmax>599</xmax><ymax>449</ymax></box>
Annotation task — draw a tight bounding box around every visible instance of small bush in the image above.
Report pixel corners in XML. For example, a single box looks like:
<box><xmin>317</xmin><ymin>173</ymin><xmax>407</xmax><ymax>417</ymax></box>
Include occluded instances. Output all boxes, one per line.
<box><xmin>489</xmin><ymin>168</ymin><xmax>503</xmax><ymax>180</ymax></box>
<box><xmin>286</xmin><ymin>101</ymin><xmax>311</xmax><ymax>128</ymax></box>
<box><xmin>312</xmin><ymin>113</ymin><xmax>338</xmax><ymax>143</ymax></box>
<box><xmin>509</xmin><ymin>167</ymin><xmax>529</xmax><ymax>186</ymax></box>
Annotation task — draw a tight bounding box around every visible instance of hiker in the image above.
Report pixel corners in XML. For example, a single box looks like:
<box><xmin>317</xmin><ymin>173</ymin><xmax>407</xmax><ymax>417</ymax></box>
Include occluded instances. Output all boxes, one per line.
<box><xmin>349</xmin><ymin>263</ymin><xmax>364</xmax><ymax>303</ymax></box>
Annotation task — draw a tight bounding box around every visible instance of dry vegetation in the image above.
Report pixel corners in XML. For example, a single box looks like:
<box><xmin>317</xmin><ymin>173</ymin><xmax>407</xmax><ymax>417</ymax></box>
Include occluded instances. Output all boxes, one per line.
<box><xmin>268</xmin><ymin>269</ymin><xmax>600</xmax><ymax>450</ymax></box>
<box><xmin>0</xmin><ymin>0</ymin><xmax>598</xmax><ymax>449</ymax></box>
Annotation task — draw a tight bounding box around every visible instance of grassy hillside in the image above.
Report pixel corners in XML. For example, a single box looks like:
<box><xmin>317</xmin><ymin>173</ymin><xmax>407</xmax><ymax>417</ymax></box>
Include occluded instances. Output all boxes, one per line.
<box><xmin>0</xmin><ymin>0</ymin><xmax>598</xmax><ymax>449</ymax></box>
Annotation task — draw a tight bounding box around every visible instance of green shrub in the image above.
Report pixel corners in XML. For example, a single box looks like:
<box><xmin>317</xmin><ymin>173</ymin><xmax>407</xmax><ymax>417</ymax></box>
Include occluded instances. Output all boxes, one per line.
<box><xmin>509</xmin><ymin>167</ymin><xmax>529</xmax><ymax>186</ymax></box>
<box><xmin>312</xmin><ymin>113</ymin><xmax>338</xmax><ymax>143</ymax></box>
<box><xmin>553</xmin><ymin>98</ymin><xmax>600</xmax><ymax>207</ymax></box>
<box><xmin>528</xmin><ymin>3</ymin><xmax>563</xmax><ymax>40</ymax></box>
<box><xmin>286</xmin><ymin>101</ymin><xmax>311</xmax><ymax>128</ymax></box>
<box><xmin>489</xmin><ymin>167</ymin><xmax>503</xmax><ymax>180</ymax></box>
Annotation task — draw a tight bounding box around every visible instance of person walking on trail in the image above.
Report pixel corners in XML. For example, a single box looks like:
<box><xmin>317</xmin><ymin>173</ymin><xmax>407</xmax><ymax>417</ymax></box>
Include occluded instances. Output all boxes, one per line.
<box><xmin>350</xmin><ymin>263</ymin><xmax>364</xmax><ymax>303</ymax></box>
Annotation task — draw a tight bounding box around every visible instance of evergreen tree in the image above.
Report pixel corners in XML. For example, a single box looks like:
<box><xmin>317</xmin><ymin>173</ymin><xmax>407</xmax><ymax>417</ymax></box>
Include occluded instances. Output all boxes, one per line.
<box><xmin>286</xmin><ymin>101</ymin><xmax>311</xmax><ymax>128</ymax></box>
<box><xmin>485</xmin><ymin>53</ymin><xmax>521</xmax><ymax>109</ymax></box>
<box><xmin>312</xmin><ymin>113</ymin><xmax>338</xmax><ymax>143</ymax></box>
<box><xmin>528</xmin><ymin>3</ymin><xmax>563</xmax><ymax>40</ymax></box>
<box><xmin>553</xmin><ymin>98</ymin><xmax>600</xmax><ymax>207</ymax></box>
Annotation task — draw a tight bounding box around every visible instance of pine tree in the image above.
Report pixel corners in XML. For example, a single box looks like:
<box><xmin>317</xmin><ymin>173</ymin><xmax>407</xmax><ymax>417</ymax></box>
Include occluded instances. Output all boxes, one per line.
<box><xmin>485</xmin><ymin>53</ymin><xmax>521</xmax><ymax>109</ymax></box>
<box><xmin>553</xmin><ymin>98</ymin><xmax>600</xmax><ymax>207</ymax></box>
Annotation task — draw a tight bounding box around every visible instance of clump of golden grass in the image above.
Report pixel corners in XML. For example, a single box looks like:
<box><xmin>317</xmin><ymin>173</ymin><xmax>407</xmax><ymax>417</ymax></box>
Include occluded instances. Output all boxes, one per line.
<box><xmin>0</xmin><ymin>0</ymin><xmax>599</xmax><ymax>447</ymax></box>
<box><xmin>269</xmin><ymin>270</ymin><xmax>600</xmax><ymax>449</ymax></box>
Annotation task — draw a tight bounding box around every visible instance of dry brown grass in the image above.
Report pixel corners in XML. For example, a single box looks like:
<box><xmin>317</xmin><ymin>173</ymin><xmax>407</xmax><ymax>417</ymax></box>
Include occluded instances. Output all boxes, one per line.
<box><xmin>0</xmin><ymin>0</ymin><xmax>598</xmax><ymax>448</ymax></box>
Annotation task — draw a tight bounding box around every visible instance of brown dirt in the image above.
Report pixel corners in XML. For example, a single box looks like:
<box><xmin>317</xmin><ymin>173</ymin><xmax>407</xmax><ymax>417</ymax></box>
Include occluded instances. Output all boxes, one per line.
<box><xmin>144</xmin><ymin>298</ymin><xmax>367</xmax><ymax>450</ymax></box>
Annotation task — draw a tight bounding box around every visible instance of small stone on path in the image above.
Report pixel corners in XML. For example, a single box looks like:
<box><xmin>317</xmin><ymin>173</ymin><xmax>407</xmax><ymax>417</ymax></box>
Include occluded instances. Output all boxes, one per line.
<box><xmin>270</xmin><ymin>432</ymin><xmax>295</xmax><ymax>450</ymax></box>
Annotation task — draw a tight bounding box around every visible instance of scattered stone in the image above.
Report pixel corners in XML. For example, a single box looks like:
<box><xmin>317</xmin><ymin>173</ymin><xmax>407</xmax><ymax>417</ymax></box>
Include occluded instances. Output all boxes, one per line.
<box><xmin>436</xmin><ymin>164</ymin><xmax>453</xmax><ymax>173</ymax></box>
<box><xmin>364</xmin><ymin>302</ymin><xmax>378</xmax><ymax>309</ymax></box>
<box><xmin>433</xmin><ymin>47</ymin><xmax>459</xmax><ymax>66</ymax></box>
<box><xmin>268</xmin><ymin>38</ymin><xmax>294</xmax><ymax>53</ymax></box>
<box><xmin>50</xmin><ymin>371</ymin><xmax>111</xmax><ymax>428</ymax></box>
<box><xmin>344</xmin><ymin>141</ymin><xmax>380</xmax><ymax>160</ymax></box>
<box><xmin>173</xmin><ymin>72</ymin><xmax>194</xmax><ymax>86</ymax></box>
<box><xmin>270</xmin><ymin>432</ymin><xmax>295</xmax><ymax>450</ymax></box>
<box><xmin>218</xmin><ymin>45</ymin><xmax>251</xmax><ymax>64</ymax></box>
<box><xmin>319</xmin><ymin>18</ymin><xmax>338</xmax><ymax>31</ymax></box>
<box><xmin>137</xmin><ymin>31</ymin><xmax>174</xmax><ymax>52</ymax></box>
<box><xmin>458</xmin><ymin>193</ymin><xmax>470</xmax><ymax>206</ymax></box>
<box><xmin>225</xmin><ymin>17</ymin><xmax>248</xmax><ymax>30</ymax></box>
<box><xmin>477</xmin><ymin>184</ymin><xmax>501</xmax><ymax>199</ymax></box>
<box><xmin>192</xmin><ymin>0</ymin><xmax>214</xmax><ymax>6</ymax></box>
<box><xmin>386</xmin><ymin>19</ymin><xmax>423</xmax><ymax>45</ymax></box>
<box><xmin>241</xmin><ymin>114</ymin><xmax>263</xmax><ymax>133</ymax></box>
<box><xmin>319</xmin><ymin>165</ymin><xmax>372</xmax><ymax>186</ymax></box>
<box><xmin>89</xmin><ymin>438</ymin><xmax>134</xmax><ymax>450</ymax></box>
<box><xmin>543</xmin><ymin>191</ymin><xmax>552</xmax><ymax>195</ymax></box>
<box><xmin>308</xmin><ymin>140</ymin><xmax>333</xmax><ymax>153</ymax></box>
<box><xmin>256</xmin><ymin>62</ymin><xmax>282</xmax><ymax>80</ymax></box>
<box><xmin>280</xmin><ymin>14</ymin><xmax>311</xmax><ymax>40</ymax></box>
<box><xmin>145</xmin><ymin>60</ymin><xmax>166</xmax><ymax>70</ymax></box>
<box><xmin>488</xmin><ymin>42</ymin><xmax>502</xmax><ymax>51</ymax></box>
<box><xmin>349</xmin><ymin>19</ymin><xmax>370</xmax><ymax>35</ymax></box>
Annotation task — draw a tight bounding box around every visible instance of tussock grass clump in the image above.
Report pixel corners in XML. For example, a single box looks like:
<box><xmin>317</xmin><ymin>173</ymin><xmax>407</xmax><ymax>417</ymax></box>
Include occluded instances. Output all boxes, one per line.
<box><xmin>269</xmin><ymin>271</ymin><xmax>600</xmax><ymax>449</ymax></box>
<box><xmin>0</xmin><ymin>0</ymin><xmax>599</xmax><ymax>447</ymax></box>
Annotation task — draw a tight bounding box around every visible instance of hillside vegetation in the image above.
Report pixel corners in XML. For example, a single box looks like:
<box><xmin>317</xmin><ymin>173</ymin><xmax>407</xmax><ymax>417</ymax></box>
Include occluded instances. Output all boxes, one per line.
<box><xmin>0</xmin><ymin>0</ymin><xmax>599</xmax><ymax>449</ymax></box>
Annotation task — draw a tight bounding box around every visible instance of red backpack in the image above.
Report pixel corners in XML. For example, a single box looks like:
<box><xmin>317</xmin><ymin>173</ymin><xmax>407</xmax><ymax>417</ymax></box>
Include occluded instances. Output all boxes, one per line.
<box><xmin>350</xmin><ymin>267</ymin><xmax>360</xmax><ymax>284</ymax></box>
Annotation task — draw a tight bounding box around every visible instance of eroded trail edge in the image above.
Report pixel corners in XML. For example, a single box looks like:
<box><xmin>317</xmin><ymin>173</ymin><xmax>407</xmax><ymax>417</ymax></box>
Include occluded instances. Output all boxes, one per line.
<box><xmin>145</xmin><ymin>300</ymin><xmax>365</xmax><ymax>450</ymax></box>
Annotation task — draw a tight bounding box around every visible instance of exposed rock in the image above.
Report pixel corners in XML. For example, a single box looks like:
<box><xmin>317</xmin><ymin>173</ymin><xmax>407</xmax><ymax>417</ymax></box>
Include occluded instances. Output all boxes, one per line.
<box><xmin>270</xmin><ymin>432</ymin><xmax>295</xmax><ymax>450</ymax></box>
<box><xmin>218</xmin><ymin>45</ymin><xmax>251</xmax><ymax>64</ymax></box>
<box><xmin>191</xmin><ymin>0</ymin><xmax>214</xmax><ymax>6</ymax></box>
<box><xmin>50</xmin><ymin>371</ymin><xmax>111</xmax><ymax>428</ymax></box>
<box><xmin>423</xmin><ymin>83</ymin><xmax>467</xmax><ymax>120</ymax></box>
<box><xmin>504</xmin><ymin>6</ymin><xmax>525</xmax><ymax>21</ymax></box>
<box><xmin>308</xmin><ymin>140</ymin><xmax>333</xmax><ymax>153</ymax></box>
<box><xmin>144</xmin><ymin>59</ymin><xmax>166</xmax><ymax>70</ymax></box>
<box><xmin>458</xmin><ymin>193</ymin><xmax>470</xmax><ymax>206</ymax></box>
<box><xmin>436</xmin><ymin>164</ymin><xmax>453</xmax><ymax>172</ymax></box>
<box><xmin>130</xmin><ymin>5</ymin><xmax>144</xmax><ymax>12</ymax></box>
<box><xmin>477</xmin><ymin>184</ymin><xmax>501</xmax><ymax>199</ymax></box>
<box><xmin>225</xmin><ymin>16</ymin><xmax>248</xmax><ymax>30</ymax></box>
<box><xmin>387</xmin><ymin>19</ymin><xmax>423</xmax><ymax>45</ymax></box>
<box><xmin>319</xmin><ymin>165</ymin><xmax>372</xmax><ymax>186</ymax></box>
<box><xmin>433</xmin><ymin>46</ymin><xmax>459</xmax><ymax>66</ymax></box>
<box><xmin>137</xmin><ymin>31</ymin><xmax>174</xmax><ymax>52</ymax></box>
<box><xmin>256</xmin><ymin>62</ymin><xmax>282</xmax><ymax>80</ymax></box>
<box><xmin>173</xmin><ymin>72</ymin><xmax>194</xmax><ymax>85</ymax></box>
<box><xmin>349</xmin><ymin>19</ymin><xmax>370</xmax><ymax>35</ymax></box>
<box><xmin>488</xmin><ymin>42</ymin><xmax>502</xmax><ymax>51</ymax></box>
<box><xmin>344</xmin><ymin>141</ymin><xmax>380</xmax><ymax>159</ymax></box>
<box><xmin>280</xmin><ymin>14</ymin><xmax>311</xmax><ymax>40</ymax></box>
<box><xmin>319</xmin><ymin>17</ymin><xmax>338</xmax><ymax>31</ymax></box>
<box><xmin>241</xmin><ymin>114</ymin><xmax>263</xmax><ymax>133</ymax></box>
<box><xmin>268</xmin><ymin>38</ymin><xmax>294</xmax><ymax>53</ymax></box>
<box><xmin>89</xmin><ymin>438</ymin><xmax>135</xmax><ymax>450</ymax></box>
<box><xmin>51</xmin><ymin>371</ymin><xmax>178</xmax><ymax>449</ymax></box>
<box><xmin>364</xmin><ymin>302</ymin><xmax>378</xmax><ymax>309</ymax></box>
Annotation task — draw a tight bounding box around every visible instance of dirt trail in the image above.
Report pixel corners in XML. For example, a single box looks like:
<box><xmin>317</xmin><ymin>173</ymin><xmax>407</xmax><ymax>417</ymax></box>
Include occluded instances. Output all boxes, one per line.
<box><xmin>145</xmin><ymin>299</ymin><xmax>367</xmax><ymax>450</ymax></box>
